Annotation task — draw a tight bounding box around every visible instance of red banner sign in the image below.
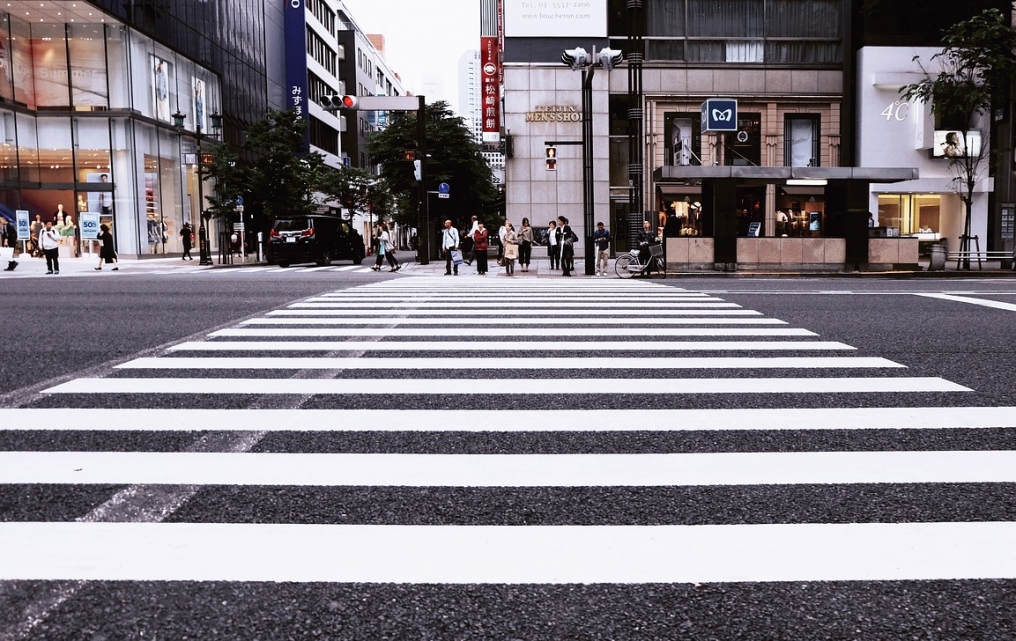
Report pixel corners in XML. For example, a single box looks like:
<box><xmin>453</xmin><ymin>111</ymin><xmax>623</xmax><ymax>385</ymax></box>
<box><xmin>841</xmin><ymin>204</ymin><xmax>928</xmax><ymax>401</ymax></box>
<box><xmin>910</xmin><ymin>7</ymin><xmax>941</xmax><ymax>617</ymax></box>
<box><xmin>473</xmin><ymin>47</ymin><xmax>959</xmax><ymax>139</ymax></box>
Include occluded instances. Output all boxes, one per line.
<box><xmin>481</xmin><ymin>35</ymin><xmax>500</xmax><ymax>143</ymax></box>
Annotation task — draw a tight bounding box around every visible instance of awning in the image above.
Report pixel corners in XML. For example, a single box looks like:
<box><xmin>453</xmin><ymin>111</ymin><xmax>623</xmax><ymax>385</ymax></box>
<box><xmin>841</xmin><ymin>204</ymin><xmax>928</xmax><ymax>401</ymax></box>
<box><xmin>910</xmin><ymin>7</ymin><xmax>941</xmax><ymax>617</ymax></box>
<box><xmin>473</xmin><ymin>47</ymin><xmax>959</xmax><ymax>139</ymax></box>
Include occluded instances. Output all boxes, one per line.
<box><xmin>653</xmin><ymin>166</ymin><xmax>920</xmax><ymax>183</ymax></box>
<box><xmin>657</xmin><ymin>185</ymin><xmax>702</xmax><ymax>196</ymax></box>
<box><xmin>779</xmin><ymin>186</ymin><xmax>826</xmax><ymax>196</ymax></box>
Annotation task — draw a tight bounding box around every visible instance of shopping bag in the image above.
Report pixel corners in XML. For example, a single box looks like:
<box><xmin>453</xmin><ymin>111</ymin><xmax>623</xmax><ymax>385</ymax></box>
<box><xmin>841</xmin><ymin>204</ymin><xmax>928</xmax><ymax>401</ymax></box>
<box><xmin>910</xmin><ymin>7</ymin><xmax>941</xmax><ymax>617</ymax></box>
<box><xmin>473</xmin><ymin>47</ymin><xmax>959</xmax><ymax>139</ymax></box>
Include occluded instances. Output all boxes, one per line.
<box><xmin>0</xmin><ymin>247</ymin><xmax>13</xmax><ymax>262</ymax></box>
<box><xmin>451</xmin><ymin>249</ymin><xmax>463</xmax><ymax>265</ymax></box>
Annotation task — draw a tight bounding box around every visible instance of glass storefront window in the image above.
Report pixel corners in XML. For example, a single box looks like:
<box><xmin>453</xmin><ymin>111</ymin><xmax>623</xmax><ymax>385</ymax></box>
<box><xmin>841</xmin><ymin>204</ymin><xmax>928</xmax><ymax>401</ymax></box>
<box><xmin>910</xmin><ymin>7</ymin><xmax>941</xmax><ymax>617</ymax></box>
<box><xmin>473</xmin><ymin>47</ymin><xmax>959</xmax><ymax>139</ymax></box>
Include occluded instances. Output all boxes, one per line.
<box><xmin>68</xmin><ymin>24</ymin><xmax>109</xmax><ymax>110</ymax></box>
<box><xmin>664</xmin><ymin>112</ymin><xmax>701</xmax><ymax>166</ymax></box>
<box><xmin>31</xmin><ymin>23</ymin><xmax>70</xmax><ymax>109</ymax></box>
<box><xmin>0</xmin><ymin>14</ymin><xmax>13</xmax><ymax>102</ymax></box>
<box><xmin>36</xmin><ymin>116</ymin><xmax>74</xmax><ymax>184</ymax></box>
<box><xmin>878</xmin><ymin>194</ymin><xmax>941</xmax><ymax>235</ymax></box>
<box><xmin>777</xmin><ymin>187</ymin><xmax>825</xmax><ymax>237</ymax></box>
<box><xmin>107</xmin><ymin>25</ymin><xmax>130</xmax><ymax>109</ymax></box>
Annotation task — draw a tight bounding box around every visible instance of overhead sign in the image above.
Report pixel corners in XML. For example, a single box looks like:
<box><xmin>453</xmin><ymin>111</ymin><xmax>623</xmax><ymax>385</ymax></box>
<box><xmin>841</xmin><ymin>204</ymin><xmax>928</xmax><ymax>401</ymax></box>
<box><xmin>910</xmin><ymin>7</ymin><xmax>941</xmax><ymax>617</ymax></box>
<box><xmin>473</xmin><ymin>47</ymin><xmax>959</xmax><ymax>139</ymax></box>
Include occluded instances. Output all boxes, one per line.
<box><xmin>504</xmin><ymin>0</ymin><xmax>606</xmax><ymax>37</ymax></box>
<box><xmin>701</xmin><ymin>99</ymin><xmax>738</xmax><ymax>133</ymax></box>
<box><xmin>15</xmin><ymin>210</ymin><xmax>29</xmax><ymax>239</ymax></box>
<box><xmin>284</xmin><ymin>0</ymin><xmax>310</xmax><ymax>149</ymax></box>
<box><xmin>481</xmin><ymin>35</ymin><xmax>501</xmax><ymax>143</ymax></box>
<box><xmin>80</xmin><ymin>212</ymin><xmax>100</xmax><ymax>240</ymax></box>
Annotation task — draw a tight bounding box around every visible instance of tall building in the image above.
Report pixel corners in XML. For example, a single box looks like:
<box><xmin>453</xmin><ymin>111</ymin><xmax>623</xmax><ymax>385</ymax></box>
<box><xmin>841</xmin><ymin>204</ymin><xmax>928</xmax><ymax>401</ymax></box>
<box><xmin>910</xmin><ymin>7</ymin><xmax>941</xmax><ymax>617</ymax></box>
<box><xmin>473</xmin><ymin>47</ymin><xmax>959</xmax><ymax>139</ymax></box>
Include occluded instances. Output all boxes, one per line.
<box><xmin>0</xmin><ymin>0</ymin><xmax>277</xmax><ymax>258</ymax></box>
<box><xmin>458</xmin><ymin>50</ymin><xmax>482</xmax><ymax>145</ymax></box>
<box><xmin>333</xmin><ymin>2</ymin><xmax>405</xmax><ymax>171</ymax></box>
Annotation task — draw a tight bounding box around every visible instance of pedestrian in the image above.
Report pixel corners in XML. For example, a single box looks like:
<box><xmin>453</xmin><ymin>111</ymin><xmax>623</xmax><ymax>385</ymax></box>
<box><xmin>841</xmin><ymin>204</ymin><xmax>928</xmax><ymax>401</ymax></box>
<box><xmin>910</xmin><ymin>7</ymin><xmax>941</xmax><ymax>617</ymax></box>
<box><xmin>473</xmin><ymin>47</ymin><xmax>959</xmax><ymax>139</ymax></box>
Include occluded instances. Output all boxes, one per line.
<box><xmin>371</xmin><ymin>224</ymin><xmax>386</xmax><ymax>271</ymax></box>
<box><xmin>497</xmin><ymin>220</ymin><xmax>509</xmax><ymax>262</ymax></box>
<box><xmin>94</xmin><ymin>224</ymin><xmax>118</xmax><ymax>270</ymax></box>
<box><xmin>593</xmin><ymin>221</ymin><xmax>611</xmax><ymax>276</ymax></box>
<box><xmin>547</xmin><ymin>220</ymin><xmax>560</xmax><ymax>270</ymax></box>
<box><xmin>464</xmin><ymin>215</ymin><xmax>479</xmax><ymax>266</ymax></box>
<box><xmin>558</xmin><ymin>216</ymin><xmax>577</xmax><ymax>276</ymax></box>
<box><xmin>30</xmin><ymin>214</ymin><xmax>43</xmax><ymax>257</ymax></box>
<box><xmin>473</xmin><ymin>221</ymin><xmax>489</xmax><ymax>275</ymax></box>
<box><xmin>517</xmin><ymin>217</ymin><xmax>534</xmax><ymax>273</ymax></box>
<box><xmin>2</xmin><ymin>217</ymin><xmax>18</xmax><ymax>271</ymax></box>
<box><xmin>39</xmin><ymin>219</ymin><xmax>61</xmax><ymax>275</ymax></box>
<box><xmin>380</xmin><ymin>222</ymin><xmax>400</xmax><ymax>272</ymax></box>
<box><xmin>180</xmin><ymin>222</ymin><xmax>194</xmax><ymax>260</ymax></box>
<box><xmin>502</xmin><ymin>222</ymin><xmax>518</xmax><ymax>276</ymax></box>
<box><xmin>441</xmin><ymin>219</ymin><xmax>460</xmax><ymax>275</ymax></box>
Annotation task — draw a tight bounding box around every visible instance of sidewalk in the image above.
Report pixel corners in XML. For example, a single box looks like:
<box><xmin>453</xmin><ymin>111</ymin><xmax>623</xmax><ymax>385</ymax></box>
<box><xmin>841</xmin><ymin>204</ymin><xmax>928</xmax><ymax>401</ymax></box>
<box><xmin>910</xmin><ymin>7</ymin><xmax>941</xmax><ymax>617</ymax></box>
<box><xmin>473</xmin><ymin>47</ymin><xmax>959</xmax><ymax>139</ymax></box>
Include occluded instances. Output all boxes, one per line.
<box><xmin>1</xmin><ymin>253</ymin><xmax>207</xmax><ymax>277</ymax></box>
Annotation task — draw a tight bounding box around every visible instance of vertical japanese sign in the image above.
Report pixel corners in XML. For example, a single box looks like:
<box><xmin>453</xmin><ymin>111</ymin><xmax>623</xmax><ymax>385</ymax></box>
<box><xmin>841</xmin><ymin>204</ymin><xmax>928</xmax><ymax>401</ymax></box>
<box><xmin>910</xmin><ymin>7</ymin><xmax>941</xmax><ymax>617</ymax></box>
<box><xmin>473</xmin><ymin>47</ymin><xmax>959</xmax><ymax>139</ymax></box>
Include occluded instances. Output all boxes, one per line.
<box><xmin>481</xmin><ymin>35</ymin><xmax>501</xmax><ymax>144</ymax></box>
<box><xmin>285</xmin><ymin>0</ymin><xmax>310</xmax><ymax>150</ymax></box>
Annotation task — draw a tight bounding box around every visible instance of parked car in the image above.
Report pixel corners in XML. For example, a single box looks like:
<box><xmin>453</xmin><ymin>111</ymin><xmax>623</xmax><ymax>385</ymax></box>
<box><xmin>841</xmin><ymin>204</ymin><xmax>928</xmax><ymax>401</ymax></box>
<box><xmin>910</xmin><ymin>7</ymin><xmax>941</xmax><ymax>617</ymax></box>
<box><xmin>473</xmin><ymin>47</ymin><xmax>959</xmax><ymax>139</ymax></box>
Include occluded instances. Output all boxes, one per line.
<box><xmin>268</xmin><ymin>214</ymin><xmax>365</xmax><ymax>267</ymax></box>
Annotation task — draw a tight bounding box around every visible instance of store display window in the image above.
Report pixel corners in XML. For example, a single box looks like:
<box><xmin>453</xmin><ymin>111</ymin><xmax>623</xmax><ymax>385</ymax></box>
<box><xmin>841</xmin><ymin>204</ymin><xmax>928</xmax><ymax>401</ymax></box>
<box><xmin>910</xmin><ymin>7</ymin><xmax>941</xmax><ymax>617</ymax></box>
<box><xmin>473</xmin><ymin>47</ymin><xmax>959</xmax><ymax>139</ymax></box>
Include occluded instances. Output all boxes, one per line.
<box><xmin>776</xmin><ymin>187</ymin><xmax>825</xmax><ymax>237</ymax></box>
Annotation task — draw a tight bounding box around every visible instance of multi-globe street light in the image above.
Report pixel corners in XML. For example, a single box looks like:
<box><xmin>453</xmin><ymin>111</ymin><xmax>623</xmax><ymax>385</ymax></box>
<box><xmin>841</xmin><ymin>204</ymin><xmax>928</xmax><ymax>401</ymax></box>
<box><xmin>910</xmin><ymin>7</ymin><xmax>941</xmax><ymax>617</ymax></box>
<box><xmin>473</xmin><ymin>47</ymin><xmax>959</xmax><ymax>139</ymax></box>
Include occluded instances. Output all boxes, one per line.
<box><xmin>561</xmin><ymin>45</ymin><xmax>623</xmax><ymax>276</ymax></box>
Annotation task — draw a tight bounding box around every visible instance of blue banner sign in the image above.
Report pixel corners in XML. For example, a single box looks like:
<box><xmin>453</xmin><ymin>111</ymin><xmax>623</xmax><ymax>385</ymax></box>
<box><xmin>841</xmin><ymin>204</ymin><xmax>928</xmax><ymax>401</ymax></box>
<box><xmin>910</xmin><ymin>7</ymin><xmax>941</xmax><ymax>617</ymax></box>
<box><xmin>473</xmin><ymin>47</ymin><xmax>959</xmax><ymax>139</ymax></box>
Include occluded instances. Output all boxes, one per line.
<box><xmin>285</xmin><ymin>0</ymin><xmax>310</xmax><ymax>150</ymax></box>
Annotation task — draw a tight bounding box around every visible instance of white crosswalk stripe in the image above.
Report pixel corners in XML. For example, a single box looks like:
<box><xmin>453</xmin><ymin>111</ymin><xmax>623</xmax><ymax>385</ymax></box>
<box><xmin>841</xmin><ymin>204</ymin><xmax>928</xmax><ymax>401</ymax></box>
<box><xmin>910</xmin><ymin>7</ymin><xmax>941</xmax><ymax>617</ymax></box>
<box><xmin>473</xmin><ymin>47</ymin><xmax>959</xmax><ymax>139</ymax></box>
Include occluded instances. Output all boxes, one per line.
<box><xmin>2</xmin><ymin>276</ymin><xmax>1013</xmax><ymax>635</ymax></box>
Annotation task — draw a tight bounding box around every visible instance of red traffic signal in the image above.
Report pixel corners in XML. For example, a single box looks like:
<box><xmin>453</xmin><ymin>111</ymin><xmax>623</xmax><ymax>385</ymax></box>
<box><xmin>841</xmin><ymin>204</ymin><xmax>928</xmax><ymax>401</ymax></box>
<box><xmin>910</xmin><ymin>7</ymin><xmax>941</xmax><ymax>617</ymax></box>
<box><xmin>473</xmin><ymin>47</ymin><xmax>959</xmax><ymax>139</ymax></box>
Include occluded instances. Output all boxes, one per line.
<box><xmin>340</xmin><ymin>95</ymin><xmax>357</xmax><ymax>109</ymax></box>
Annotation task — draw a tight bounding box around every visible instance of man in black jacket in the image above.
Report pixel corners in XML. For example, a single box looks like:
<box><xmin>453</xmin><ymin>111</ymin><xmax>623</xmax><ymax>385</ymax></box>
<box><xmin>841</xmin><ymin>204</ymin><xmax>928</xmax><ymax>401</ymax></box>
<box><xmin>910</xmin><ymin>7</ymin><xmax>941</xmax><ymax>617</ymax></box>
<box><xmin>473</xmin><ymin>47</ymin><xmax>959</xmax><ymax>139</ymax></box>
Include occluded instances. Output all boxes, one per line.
<box><xmin>2</xmin><ymin>217</ymin><xmax>17</xmax><ymax>271</ymax></box>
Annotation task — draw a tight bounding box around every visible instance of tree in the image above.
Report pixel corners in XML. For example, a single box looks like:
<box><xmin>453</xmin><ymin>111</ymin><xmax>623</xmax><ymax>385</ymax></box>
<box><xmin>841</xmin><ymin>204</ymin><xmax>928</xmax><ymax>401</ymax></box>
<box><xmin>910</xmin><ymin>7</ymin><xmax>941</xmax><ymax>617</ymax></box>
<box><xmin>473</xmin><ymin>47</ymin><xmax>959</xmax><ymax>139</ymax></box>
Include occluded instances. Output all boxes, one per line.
<box><xmin>244</xmin><ymin>109</ymin><xmax>330</xmax><ymax>220</ymax></box>
<box><xmin>318</xmin><ymin>165</ymin><xmax>379</xmax><ymax>221</ymax></box>
<box><xmin>901</xmin><ymin>8</ymin><xmax>1016</xmax><ymax>267</ymax></box>
<box><xmin>200</xmin><ymin>143</ymin><xmax>246</xmax><ymax>223</ymax></box>
<box><xmin>367</xmin><ymin>100</ymin><xmax>498</xmax><ymax>230</ymax></box>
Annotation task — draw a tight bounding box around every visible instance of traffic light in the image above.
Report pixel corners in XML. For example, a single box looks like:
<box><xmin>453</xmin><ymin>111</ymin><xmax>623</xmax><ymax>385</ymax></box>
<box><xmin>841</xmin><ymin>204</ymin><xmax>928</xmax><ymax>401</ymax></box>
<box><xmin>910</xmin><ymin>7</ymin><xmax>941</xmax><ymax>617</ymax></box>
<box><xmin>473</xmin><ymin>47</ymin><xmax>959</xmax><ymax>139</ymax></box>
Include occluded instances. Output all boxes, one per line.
<box><xmin>545</xmin><ymin>146</ymin><xmax>557</xmax><ymax>171</ymax></box>
<box><xmin>561</xmin><ymin>47</ymin><xmax>588</xmax><ymax>70</ymax></box>
<box><xmin>598</xmin><ymin>48</ymin><xmax>624</xmax><ymax>70</ymax></box>
<box><xmin>320</xmin><ymin>95</ymin><xmax>358</xmax><ymax>111</ymax></box>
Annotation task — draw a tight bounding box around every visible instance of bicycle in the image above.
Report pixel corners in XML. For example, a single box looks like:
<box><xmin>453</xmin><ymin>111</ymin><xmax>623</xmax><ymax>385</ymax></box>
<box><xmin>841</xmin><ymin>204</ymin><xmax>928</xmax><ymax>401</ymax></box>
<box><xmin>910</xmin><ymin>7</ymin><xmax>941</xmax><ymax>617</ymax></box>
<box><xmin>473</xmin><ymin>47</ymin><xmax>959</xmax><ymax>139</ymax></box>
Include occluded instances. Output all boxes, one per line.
<box><xmin>614</xmin><ymin>243</ymin><xmax>666</xmax><ymax>279</ymax></box>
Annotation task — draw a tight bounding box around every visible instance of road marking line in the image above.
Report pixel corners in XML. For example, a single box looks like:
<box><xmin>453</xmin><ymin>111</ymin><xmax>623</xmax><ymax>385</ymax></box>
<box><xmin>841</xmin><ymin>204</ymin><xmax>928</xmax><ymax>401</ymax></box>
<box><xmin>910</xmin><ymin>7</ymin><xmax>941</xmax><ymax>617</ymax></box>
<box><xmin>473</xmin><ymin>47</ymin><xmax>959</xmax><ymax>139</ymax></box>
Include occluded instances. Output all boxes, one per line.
<box><xmin>42</xmin><ymin>377</ymin><xmax>970</xmax><ymax>395</ymax></box>
<box><xmin>209</xmin><ymin>328</ymin><xmax>817</xmax><ymax>338</ymax></box>
<box><xmin>915</xmin><ymin>293</ymin><xmax>1016</xmax><ymax>312</ymax></box>
<box><xmin>299</xmin><ymin>300</ymin><xmax>741</xmax><ymax>308</ymax></box>
<box><xmin>3</xmin><ymin>450</ymin><xmax>1012</xmax><ymax>486</ymax></box>
<box><xmin>116</xmin><ymin>356</ymin><xmax>902</xmax><ymax>370</ymax></box>
<box><xmin>241</xmin><ymin>317</ymin><xmax>785</xmax><ymax>326</ymax></box>
<box><xmin>275</xmin><ymin>309</ymin><xmax>763</xmax><ymax>316</ymax></box>
<box><xmin>3</xmin><ymin>521</ymin><xmax>1014</xmax><ymax>582</ymax></box>
<box><xmin>1</xmin><ymin>406</ymin><xmax>1012</xmax><ymax>432</ymax></box>
<box><xmin>168</xmin><ymin>340</ymin><xmax>855</xmax><ymax>352</ymax></box>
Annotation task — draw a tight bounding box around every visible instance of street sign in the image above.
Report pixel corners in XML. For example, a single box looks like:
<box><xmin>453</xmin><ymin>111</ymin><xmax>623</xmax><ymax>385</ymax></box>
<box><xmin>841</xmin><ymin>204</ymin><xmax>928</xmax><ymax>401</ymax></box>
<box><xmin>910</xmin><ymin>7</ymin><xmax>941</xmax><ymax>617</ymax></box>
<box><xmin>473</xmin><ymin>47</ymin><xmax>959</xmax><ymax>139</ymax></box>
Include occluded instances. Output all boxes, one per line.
<box><xmin>236</xmin><ymin>205</ymin><xmax>244</xmax><ymax>212</ymax></box>
<box><xmin>701</xmin><ymin>98</ymin><xmax>738</xmax><ymax>132</ymax></box>
<box><xmin>236</xmin><ymin>196</ymin><xmax>243</xmax><ymax>206</ymax></box>
<box><xmin>438</xmin><ymin>182</ymin><xmax>450</xmax><ymax>199</ymax></box>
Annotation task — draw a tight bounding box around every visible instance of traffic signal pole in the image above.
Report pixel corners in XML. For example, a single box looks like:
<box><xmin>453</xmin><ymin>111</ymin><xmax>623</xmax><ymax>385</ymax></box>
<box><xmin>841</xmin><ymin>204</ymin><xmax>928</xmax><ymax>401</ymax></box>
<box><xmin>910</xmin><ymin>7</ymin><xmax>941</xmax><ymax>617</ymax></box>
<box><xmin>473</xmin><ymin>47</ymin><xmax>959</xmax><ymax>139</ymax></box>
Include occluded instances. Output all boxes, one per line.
<box><xmin>417</xmin><ymin>95</ymin><xmax>430</xmax><ymax>265</ymax></box>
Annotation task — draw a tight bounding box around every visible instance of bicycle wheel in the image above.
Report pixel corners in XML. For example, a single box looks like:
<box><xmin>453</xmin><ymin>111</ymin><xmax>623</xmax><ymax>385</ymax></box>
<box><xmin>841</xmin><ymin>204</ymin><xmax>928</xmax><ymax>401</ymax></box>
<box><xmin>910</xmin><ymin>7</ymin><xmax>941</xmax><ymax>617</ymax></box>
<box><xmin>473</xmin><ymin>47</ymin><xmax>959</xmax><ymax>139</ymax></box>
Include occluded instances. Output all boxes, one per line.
<box><xmin>614</xmin><ymin>254</ymin><xmax>635</xmax><ymax>278</ymax></box>
<box><xmin>655</xmin><ymin>257</ymin><xmax>667</xmax><ymax>279</ymax></box>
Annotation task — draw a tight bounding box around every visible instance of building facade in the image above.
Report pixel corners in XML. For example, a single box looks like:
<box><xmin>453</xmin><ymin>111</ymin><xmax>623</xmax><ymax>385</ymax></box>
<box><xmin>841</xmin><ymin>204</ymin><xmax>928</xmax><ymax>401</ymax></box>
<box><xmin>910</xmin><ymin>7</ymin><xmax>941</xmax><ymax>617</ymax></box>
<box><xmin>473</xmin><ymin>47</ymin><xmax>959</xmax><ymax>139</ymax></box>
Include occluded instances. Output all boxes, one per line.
<box><xmin>501</xmin><ymin>0</ymin><xmax>1012</xmax><ymax>270</ymax></box>
<box><xmin>0</xmin><ymin>0</ymin><xmax>273</xmax><ymax>259</ymax></box>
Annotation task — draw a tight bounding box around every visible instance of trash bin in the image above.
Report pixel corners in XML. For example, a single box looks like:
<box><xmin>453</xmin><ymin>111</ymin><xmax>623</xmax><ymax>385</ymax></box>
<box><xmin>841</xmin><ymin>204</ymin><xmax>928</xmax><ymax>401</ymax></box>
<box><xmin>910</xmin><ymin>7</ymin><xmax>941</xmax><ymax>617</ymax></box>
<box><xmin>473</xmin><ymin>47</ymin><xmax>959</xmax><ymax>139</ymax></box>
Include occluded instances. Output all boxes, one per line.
<box><xmin>928</xmin><ymin>243</ymin><xmax>946</xmax><ymax>271</ymax></box>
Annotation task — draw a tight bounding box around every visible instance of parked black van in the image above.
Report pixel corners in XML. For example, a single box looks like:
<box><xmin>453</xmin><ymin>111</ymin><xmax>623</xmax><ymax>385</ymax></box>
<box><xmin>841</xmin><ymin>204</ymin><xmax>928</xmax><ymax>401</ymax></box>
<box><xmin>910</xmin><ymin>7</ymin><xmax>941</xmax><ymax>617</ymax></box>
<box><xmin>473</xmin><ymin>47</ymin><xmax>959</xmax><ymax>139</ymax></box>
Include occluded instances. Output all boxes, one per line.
<box><xmin>268</xmin><ymin>215</ymin><xmax>366</xmax><ymax>267</ymax></box>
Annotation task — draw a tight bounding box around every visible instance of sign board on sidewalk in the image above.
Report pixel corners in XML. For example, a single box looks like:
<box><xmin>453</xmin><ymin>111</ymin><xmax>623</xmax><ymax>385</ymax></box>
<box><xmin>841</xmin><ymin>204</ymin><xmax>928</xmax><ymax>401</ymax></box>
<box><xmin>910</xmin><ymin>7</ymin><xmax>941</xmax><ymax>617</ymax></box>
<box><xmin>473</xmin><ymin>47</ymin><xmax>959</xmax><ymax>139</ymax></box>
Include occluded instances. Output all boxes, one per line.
<box><xmin>747</xmin><ymin>222</ymin><xmax>761</xmax><ymax>237</ymax></box>
<box><xmin>15</xmin><ymin>210</ymin><xmax>30</xmax><ymax>239</ymax></box>
<box><xmin>80</xmin><ymin>212</ymin><xmax>100</xmax><ymax>240</ymax></box>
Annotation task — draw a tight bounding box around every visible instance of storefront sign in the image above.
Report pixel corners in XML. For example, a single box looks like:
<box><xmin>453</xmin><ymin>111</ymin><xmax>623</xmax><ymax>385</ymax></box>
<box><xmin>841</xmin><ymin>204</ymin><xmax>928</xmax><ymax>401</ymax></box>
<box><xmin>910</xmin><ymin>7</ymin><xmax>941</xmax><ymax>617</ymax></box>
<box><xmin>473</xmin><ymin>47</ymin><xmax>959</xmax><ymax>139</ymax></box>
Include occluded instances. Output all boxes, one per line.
<box><xmin>525</xmin><ymin>106</ymin><xmax>580</xmax><ymax>122</ymax></box>
<box><xmin>481</xmin><ymin>35</ymin><xmax>501</xmax><ymax>143</ymax></box>
<box><xmin>15</xmin><ymin>210</ymin><xmax>29</xmax><ymax>239</ymax></box>
<box><xmin>503</xmin><ymin>0</ymin><xmax>606</xmax><ymax>37</ymax></box>
<box><xmin>80</xmin><ymin>212</ymin><xmax>100</xmax><ymax>240</ymax></box>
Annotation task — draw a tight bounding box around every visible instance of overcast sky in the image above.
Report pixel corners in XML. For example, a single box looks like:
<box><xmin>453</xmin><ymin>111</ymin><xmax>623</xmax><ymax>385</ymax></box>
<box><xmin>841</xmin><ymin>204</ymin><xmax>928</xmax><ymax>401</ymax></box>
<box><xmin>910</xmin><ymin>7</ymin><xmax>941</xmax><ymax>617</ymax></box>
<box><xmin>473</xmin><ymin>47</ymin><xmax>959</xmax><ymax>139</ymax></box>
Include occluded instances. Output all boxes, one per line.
<box><xmin>344</xmin><ymin>0</ymin><xmax>482</xmax><ymax>115</ymax></box>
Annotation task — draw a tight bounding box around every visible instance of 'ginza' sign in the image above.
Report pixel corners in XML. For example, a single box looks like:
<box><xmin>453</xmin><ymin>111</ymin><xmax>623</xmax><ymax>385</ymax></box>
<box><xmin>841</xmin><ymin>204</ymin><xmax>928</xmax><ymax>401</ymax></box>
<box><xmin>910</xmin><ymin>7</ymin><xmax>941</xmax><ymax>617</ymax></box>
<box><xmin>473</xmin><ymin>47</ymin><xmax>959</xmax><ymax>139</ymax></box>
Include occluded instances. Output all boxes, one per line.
<box><xmin>525</xmin><ymin>106</ymin><xmax>581</xmax><ymax>122</ymax></box>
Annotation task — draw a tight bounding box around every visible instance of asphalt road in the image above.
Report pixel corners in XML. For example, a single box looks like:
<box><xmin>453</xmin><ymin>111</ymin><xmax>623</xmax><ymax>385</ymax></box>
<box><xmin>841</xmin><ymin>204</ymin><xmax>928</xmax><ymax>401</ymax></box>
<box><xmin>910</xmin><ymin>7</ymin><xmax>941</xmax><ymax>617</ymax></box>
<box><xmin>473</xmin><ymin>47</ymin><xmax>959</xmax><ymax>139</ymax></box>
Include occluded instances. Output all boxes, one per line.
<box><xmin>1</xmin><ymin>270</ymin><xmax>1015</xmax><ymax>640</ymax></box>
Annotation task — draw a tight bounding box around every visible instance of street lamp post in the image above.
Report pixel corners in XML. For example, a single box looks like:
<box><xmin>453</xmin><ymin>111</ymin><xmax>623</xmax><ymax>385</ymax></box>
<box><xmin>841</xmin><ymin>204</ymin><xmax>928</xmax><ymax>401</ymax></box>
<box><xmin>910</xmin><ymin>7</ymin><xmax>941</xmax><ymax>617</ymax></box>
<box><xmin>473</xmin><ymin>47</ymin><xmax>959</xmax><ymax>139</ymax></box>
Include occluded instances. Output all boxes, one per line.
<box><xmin>173</xmin><ymin>110</ymin><xmax>222</xmax><ymax>265</ymax></box>
<box><xmin>562</xmin><ymin>46</ymin><xmax>623</xmax><ymax>276</ymax></box>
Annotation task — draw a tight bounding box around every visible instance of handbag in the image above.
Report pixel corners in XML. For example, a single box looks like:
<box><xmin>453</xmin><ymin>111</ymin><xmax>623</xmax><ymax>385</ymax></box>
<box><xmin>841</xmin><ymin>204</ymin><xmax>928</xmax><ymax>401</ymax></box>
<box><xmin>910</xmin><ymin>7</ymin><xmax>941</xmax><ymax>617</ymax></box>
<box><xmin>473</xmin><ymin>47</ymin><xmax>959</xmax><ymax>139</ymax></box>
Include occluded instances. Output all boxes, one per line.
<box><xmin>451</xmin><ymin>249</ymin><xmax>463</xmax><ymax>265</ymax></box>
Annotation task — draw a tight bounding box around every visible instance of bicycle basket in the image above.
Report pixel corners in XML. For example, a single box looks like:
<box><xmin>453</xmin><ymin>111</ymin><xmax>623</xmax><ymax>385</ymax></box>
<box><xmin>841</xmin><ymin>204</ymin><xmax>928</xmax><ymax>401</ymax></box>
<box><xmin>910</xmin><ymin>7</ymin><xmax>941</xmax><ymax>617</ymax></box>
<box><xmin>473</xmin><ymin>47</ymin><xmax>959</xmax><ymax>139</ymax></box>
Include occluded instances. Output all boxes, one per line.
<box><xmin>649</xmin><ymin>244</ymin><xmax>664</xmax><ymax>257</ymax></box>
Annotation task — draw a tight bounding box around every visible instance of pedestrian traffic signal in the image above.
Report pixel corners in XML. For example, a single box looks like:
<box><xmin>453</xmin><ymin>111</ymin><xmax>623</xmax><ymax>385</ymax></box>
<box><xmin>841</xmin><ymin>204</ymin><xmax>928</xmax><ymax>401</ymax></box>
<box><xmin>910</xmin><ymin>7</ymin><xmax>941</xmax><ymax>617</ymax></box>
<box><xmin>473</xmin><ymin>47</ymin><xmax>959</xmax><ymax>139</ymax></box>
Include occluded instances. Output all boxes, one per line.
<box><xmin>545</xmin><ymin>146</ymin><xmax>557</xmax><ymax>171</ymax></box>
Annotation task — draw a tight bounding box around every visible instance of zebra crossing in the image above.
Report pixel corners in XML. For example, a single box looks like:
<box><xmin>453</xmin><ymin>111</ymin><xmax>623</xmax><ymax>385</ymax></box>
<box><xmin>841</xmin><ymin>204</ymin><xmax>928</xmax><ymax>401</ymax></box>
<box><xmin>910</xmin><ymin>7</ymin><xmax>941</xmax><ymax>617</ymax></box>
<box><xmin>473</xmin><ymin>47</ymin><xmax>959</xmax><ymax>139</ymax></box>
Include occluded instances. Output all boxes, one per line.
<box><xmin>1</xmin><ymin>277</ymin><xmax>1014</xmax><ymax>636</ymax></box>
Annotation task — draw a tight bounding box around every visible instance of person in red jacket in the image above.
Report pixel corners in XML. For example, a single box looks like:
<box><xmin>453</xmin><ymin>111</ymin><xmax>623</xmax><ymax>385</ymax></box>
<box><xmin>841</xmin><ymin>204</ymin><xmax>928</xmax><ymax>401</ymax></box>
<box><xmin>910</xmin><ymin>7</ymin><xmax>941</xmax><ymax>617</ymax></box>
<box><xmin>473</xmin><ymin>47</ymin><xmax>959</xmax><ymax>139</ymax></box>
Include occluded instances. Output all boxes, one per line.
<box><xmin>472</xmin><ymin>221</ymin><xmax>489</xmax><ymax>275</ymax></box>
